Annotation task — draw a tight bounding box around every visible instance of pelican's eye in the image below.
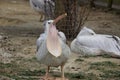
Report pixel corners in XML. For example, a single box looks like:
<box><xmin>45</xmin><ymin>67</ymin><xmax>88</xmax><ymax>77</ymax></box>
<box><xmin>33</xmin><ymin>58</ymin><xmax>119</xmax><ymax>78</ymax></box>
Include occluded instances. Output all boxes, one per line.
<box><xmin>48</xmin><ymin>22</ymin><xmax>51</xmax><ymax>24</ymax></box>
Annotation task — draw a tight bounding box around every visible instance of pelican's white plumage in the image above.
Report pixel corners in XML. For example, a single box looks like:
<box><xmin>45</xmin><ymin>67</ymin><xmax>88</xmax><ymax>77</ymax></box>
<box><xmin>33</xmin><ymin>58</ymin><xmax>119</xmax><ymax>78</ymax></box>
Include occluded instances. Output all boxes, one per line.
<box><xmin>36</xmin><ymin>20</ymin><xmax>70</xmax><ymax>66</ymax></box>
<box><xmin>71</xmin><ymin>27</ymin><xmax>120</xmax><ymax>57</ymax></box>
<box><xmin>36</xmin><ymin>19</ymin><xmax>71</xmax><ymax>79</ymax></box>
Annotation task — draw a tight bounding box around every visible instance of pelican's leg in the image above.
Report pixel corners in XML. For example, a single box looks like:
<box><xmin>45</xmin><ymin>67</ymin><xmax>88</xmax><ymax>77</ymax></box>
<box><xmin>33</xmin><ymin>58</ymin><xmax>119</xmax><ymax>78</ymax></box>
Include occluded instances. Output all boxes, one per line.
<box><xmin>41</xmin><ymin>66</ymin><xmax>50</xmax><ymax>80</ymax></box>
<box><xmin>39</xmin><ymin>15</ymin><xmax>43</xmax><ymax>22</ymax></box>
<box><xmin>45</xmin><ymin>66</ymin><xmax>50</xmax><ymax>79</ymax></box>
<box><xmin>61</xmin><ymin>64</ymin><xmax>65</xmax><ymax>80</ymax></box>
<box><xmin>39</xmin><ymin>13</ymin><xmax>44</xmax><ymax>22</ymax></box>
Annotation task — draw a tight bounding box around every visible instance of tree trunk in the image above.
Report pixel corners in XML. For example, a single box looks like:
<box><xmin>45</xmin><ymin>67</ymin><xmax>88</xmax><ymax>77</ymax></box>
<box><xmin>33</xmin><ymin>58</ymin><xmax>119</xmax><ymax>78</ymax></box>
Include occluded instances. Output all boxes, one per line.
<box><xmin>55</xmin><ymin>0</ymin><xmax>79</xmax><ymax>39</ymax></box>
<box><xmin>107</xmin><ymin>0</ymin><xmax>113</xmax><ymax>10</ymax></box>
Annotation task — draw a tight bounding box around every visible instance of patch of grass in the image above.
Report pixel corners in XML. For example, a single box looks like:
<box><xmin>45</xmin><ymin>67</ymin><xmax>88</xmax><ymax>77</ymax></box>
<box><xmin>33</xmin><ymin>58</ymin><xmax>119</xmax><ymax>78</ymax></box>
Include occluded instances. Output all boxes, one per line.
<box><xmin>89</xmin><ymin>61</ymin><xmax>118</xmax><ymax>70</ymax></box>
<box><xmin>65</xmin><ymin>72</ymin><xmax>99</xmax><ymax>80</ymax></box>
<box><xmin>21</xmin><ymin>57</ymin><xmax>37</xmax><ymax>62</ymax></box>
<box><xmin>100</xmin><ymin>54</ymin><xmax>112</xmax><ymax>58</ymax></box>
<box><xmin>0</xmin><ymin>62</ymin><xmax>17</xmax><ymax>68</ymax></box>
<box><xmin>75</xmin><ymin>58</ymin><xmax>84</xmax><ymax>62</ymax></box>
<box><xmin>0</xmin><ymin>69</ymin><xmax>45</xmax><ymax>80</ymax></box>
<box><xmin>27</xmin><ymin>57</ymin><xmax>37</xmax><ymax>61</ymax></box>
<box><xmin>18</xmin><ymin>69</ymin><xmax>45</xmax><ymax>76</ymax></box>
<box><xmin>0</xmin><ymin>62</ymin><xmax>45</xmax><ymax>80</ymax></box>
<box><xmin>86</xmin><ymin>73</ymin><xmax>99</xmax><ymax>80</ymax></box>
<box><xmin>100</xmin><ymin>70</ymin><xmax>120</xmax><ymax>79</ymax></box>
<box><xmin>66</xmin><ymin>72</ymin><xmax>85</xmax><ymax>79</ymax></box>
<box><xmin>2</xmin><ymin>75</ymin><xmax>39</xmax><ymax>80</ymax></box>
<box><xmin>79</xmin><ymin>55</ymin><xmax>97</xmax><ymax>58</ymax></box>
<box><xmin>89</xmin><ymin>65</ymin><xmax>105</xmax><ymax>71</ymax></box>
<box><xmin>91</xmin><ymin>61</ymin><xmax>117</xmax><ymax>67</ymax></box>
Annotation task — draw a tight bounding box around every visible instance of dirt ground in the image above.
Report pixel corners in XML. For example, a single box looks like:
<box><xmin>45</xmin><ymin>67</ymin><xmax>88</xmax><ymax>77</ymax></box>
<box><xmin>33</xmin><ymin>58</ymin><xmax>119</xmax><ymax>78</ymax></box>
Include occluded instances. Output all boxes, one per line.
<box><xmin>0</xmin><ymin>0</ymin><xmax>120</xmax><ymax>80</ymax></box>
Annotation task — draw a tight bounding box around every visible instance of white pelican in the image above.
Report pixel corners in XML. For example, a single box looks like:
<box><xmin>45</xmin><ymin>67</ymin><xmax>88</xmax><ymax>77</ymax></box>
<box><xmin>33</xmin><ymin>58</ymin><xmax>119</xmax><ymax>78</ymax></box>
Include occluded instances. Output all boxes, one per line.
<box><xmin>36</xmin><ymin>13</ymin><xmax>71</xmax><ymax>80</ymax></box>
<box><xmin>71</xmin><ymin>27</ymin><xmax>120</xmax><ymax>58</ymax></box>
<box><xmin>29</xmin><ymin>0</ymin><xmax>55</xmax><ymax>21</ymax></box>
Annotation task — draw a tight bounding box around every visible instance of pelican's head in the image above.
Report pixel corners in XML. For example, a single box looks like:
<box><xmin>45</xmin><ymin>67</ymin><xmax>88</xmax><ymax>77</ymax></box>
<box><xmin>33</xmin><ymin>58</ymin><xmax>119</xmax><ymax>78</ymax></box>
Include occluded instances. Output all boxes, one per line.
<box><xmin>46</xmin><ymin>13</ymin><xmax>67</xmax><ymax>57</ymax></box>
<box><xmin>77</xmin><ymin>27</ymin><xmax>96</xmax><ymax>37</ymax></box>
<box><xmin>43</xmin><ymin>20</ymin><xmax>54</xmax><ymax>34</ymax></box>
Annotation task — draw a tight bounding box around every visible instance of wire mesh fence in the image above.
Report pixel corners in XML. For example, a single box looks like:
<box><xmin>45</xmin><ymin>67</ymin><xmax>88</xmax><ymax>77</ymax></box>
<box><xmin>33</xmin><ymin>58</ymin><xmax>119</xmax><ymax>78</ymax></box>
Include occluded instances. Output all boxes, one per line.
<box><xmin>44</xmin><ymin>0</ymin><xmax>90</xmax><ymax>40</ymax></box>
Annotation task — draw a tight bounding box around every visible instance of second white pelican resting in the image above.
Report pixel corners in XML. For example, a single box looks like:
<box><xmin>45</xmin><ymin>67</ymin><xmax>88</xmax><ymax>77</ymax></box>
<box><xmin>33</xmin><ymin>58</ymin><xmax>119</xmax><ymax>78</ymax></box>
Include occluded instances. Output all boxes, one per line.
<box><xmin>36</xmin><ymin>13</ymin><xmax>71</xmax><ymax>80</ymax></box>
<box><xmin>71</xmin><ymin>27</ymin><xmax>120</xmax><ymax>58</ymax></box>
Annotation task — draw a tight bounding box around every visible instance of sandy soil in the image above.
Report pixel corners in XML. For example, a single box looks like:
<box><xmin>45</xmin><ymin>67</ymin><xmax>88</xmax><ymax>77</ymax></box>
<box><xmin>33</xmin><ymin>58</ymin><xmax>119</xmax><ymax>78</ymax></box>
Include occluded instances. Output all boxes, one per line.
<box><xmin>0</xmin><ymin>0</ymin><xmax>120</xmax><ymax>80</ymax></box>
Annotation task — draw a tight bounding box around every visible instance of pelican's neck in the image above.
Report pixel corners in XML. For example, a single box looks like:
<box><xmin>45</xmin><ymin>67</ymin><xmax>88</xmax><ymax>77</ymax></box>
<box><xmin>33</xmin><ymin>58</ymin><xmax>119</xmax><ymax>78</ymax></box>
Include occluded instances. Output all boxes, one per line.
<box><xmin>45</xmin><ymin>25</ymin><xmax>50</xmax><ymax>35</ymax></box>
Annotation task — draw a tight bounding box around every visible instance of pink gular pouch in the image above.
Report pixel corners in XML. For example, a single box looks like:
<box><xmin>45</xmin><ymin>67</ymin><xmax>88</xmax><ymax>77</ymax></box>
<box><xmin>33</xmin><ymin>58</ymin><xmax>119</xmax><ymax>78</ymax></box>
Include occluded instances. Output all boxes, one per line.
<box><xmin>46</xmin><ymin>24</ymin><xmax>62</xmax><ymax>57</ymax></box>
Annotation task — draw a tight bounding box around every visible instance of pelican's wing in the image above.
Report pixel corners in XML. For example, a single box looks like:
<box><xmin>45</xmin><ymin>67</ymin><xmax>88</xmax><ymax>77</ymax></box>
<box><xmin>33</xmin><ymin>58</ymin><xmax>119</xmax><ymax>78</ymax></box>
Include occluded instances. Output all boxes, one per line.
<box><xmin>106</xmin><ymin>35</ymin><xmax>120</xmax><ymax>45</ymax></box>
<box><xmin>61</xmin><ymin>41</ymin><xmax>71</xmax><ymax>58</ymax></box>
<box><xmin>47</xmin><ymin>0</ymin><xmax>55</xmax><ymax>7</ymax></box>
<box><xmin>36</xmin><ymin>33</ymin><xmax>45</xmax><ymax>51</ymax></box>
<box><xmin>30</xmin><ymin>0</ymin><xmax>44</xmax><ymax>11</ymax></box>
<box><xmin>36</xmin><ymin>33</ymin><xmax>48</xmax><ymax>61</ymax></box>
<box><xmin>58</xmin><ymin>31</ymin><xmax>66</xmax><ymax>43</ymax></box>
<box><xmin>104</xmin><ymin>35</ymin><xmax>120</xmax><ymax>52</ymax></box>
<box><xmin>30</xmin><ymin>0</ymin><xmax>55</xmax><ymax>9</ymax></box>
<box><xmin>71</xmin><ymin>39</ymin><xmax>102</xmax><ymax>55</ymax></box>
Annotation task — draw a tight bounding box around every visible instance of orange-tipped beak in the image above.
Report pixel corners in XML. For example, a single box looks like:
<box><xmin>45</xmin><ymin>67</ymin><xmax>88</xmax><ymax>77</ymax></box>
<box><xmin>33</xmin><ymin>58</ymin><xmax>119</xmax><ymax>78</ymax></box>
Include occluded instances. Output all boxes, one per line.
<box><xmin>53</xmin><ymin>13</ymin><xmax>67</xmax><ymax>25</ymax></box>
